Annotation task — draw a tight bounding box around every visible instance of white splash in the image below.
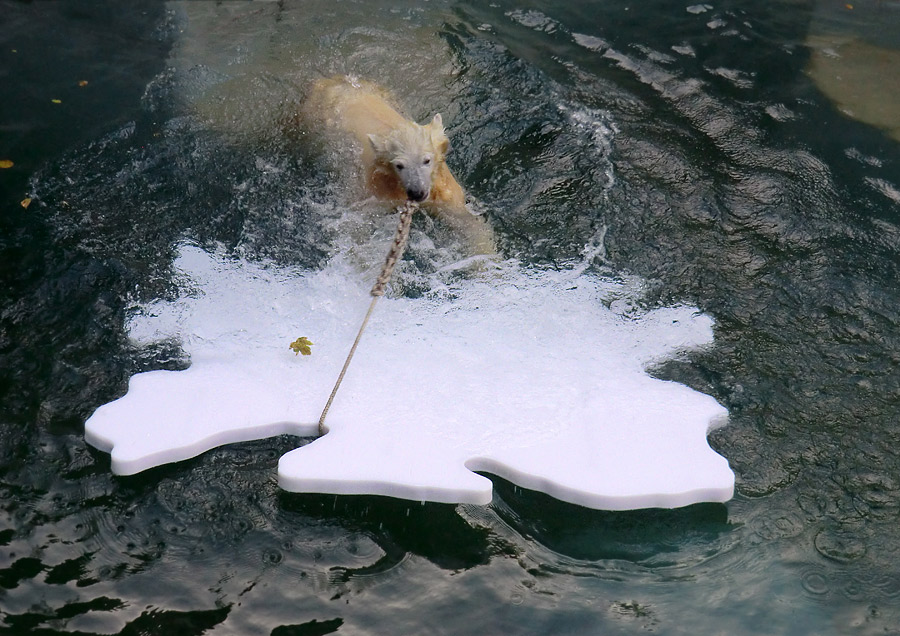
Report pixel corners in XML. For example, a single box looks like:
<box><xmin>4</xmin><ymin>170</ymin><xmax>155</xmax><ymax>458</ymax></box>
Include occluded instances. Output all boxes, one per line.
<box><xmin>85</xmin><ymin>244</ymin><xmax>733</xmax><ymax>510</ymax></box>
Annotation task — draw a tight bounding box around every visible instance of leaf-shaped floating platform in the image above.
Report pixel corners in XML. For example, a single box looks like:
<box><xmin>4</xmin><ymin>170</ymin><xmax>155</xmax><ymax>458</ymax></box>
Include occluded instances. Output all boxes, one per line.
<box><xmin>86</xmin><ymin>245</ymin><xmax>733</xmax><ymax>511</ymax></box>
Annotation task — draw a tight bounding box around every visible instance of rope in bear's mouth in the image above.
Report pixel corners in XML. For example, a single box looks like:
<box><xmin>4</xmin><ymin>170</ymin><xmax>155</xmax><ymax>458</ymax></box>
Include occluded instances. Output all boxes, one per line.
<box><xmin>317</xmin><ymin>200</ymin><xmax>418</xmax><ymax>435</ymax></box>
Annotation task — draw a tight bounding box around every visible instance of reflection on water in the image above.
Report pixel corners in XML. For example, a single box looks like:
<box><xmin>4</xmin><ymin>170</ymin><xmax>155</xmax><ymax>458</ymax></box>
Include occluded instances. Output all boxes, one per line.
<box><xmin>805</xmin><ymin>1</ymin><xmax>900</xmax><ymax>141</ymax></box>
<box><xmin>2</xmin><ymin>0</ymin><xmax>900</xmax><ymax>634</ymax></box>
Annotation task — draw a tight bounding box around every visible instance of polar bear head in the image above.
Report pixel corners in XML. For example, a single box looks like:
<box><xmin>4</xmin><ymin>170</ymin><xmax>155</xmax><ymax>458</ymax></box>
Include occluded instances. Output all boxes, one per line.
<box><xmin>368</xmin><ymin>114</ymin><xmax>449</xmax><ymax>203</ymax></box>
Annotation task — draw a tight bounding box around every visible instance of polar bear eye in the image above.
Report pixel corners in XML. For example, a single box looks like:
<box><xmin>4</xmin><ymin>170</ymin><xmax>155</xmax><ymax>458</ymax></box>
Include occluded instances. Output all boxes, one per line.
<box><xmin>394</xmin><ymin>162</ymin><xmax>405</xmax><ymax>171</ymax></box>
<box><xmin>423</xmin><ymin>157</ymin><xmax>431</xmax><ymax>166</ymax></box>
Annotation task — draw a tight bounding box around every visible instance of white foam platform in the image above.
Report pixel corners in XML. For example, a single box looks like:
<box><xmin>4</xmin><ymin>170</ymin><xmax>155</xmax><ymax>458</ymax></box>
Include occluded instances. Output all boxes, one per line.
<box><xmin>85</xmin><ymin>244</ymin><xmax>733</xmax><ymax>510</ymax></box>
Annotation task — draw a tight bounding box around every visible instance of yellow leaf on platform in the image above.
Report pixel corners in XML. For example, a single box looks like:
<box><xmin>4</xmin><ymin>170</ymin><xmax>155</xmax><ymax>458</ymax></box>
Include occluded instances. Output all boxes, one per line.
<box><xmin>0</xmin><ymin>160</ymin><xmax>13</xmax><ymax>169</ymax></box>
<box><xmin>289</xmin><ymin>337</ymin><xmax>314</xmax><ymax>356</ymax></box>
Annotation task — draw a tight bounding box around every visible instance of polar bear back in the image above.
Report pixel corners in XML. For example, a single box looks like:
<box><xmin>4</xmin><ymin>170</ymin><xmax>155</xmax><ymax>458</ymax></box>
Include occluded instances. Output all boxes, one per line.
<box><xmin>304</xmin><ymin>77</ymin><xmax>410</xmax><ymax>167</ymax></box>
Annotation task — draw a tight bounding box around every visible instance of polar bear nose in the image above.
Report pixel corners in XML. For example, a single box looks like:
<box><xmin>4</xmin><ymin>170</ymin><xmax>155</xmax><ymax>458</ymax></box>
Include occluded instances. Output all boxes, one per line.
<box><xmin>407</xmin><ymin>187</ymin><xmax>428</xmax><ymax>202</ymax></box>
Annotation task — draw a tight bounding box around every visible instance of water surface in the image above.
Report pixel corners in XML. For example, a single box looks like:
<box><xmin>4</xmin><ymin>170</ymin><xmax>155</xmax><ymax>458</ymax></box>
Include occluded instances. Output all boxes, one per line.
<box><xmin>2</xmin><ymin>1</ymin><xmax>900</xmax><ymax>634</ymax></box>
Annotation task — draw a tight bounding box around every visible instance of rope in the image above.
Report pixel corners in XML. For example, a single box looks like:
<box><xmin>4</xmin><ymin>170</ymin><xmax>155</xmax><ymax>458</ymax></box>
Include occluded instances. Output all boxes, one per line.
<box><xmin>317</xmin><ymin>202</ymin><xmax>417</xmax><ymax>435</ymax></box>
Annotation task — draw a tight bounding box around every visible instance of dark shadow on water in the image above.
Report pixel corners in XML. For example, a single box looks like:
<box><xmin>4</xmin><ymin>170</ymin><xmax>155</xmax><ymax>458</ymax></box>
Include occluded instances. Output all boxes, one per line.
<box><xmin>278</xmin><ymin>490</ymin><xmax>496</xmax><ymax>573</ymax></box>
<box><xmin>485</xmin><ymin>473</ymin><xmax>732</xmax><ymax>564</ymax></box>
<box><xmin>2</xmin><ymin>603</ymin><xmax>229</xmax><ymax>636</ymax></box>
<box><xmin>271</xmin><ymin>618</ymin><xmax>344</xmax><ymax>636</ymax></box>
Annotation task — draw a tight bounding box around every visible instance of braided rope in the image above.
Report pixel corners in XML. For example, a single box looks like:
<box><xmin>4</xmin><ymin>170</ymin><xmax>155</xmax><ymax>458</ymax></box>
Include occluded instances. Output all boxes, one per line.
<box><xmin>317</xmin><ymin>202</ymin><xmax>418</xmax><ymax>435</ymax></box>
<box><xmin>370</xmin><ymin>201</ymin><xmax>416</xmax><ymax>296</ymax></box>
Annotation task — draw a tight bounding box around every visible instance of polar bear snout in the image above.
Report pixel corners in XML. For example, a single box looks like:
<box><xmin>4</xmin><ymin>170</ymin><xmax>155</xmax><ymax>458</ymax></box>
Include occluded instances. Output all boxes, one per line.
<box><xmin>407</xmin><ymin>188</ymin><xmax>428</xmax><ymax>202</ymax></box>
<box><xmin>394</xmin><ymin>161</ymin><xmax>433</xmax><ymax>202</ymax></box>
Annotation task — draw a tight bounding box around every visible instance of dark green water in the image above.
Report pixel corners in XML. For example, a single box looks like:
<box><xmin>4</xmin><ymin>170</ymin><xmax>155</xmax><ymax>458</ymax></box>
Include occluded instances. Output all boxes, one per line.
<box><xmin>2</xmin><ymin>1</ymin><xmax>900</xmax><ymax>634</ymax></box>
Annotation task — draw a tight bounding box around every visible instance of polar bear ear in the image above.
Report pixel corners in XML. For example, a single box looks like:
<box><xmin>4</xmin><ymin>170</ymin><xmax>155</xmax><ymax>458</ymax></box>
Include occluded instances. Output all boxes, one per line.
<box><xmin>368</xmin><ymin>133</ymin><xmax>387</xmax><ymax>155</ymax></box>
<box><xmin>429</xmin><ymin>114</ymin><xmax>450</xmax><ymax>155</ymax></box>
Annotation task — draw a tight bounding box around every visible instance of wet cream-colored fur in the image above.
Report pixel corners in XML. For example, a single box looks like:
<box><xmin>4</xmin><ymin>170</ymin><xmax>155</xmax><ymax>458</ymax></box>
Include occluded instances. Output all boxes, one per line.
<box><xmin>303</xmin><ymin>76</ymin><xmax>494</xmax><ymax>254</ymax></box>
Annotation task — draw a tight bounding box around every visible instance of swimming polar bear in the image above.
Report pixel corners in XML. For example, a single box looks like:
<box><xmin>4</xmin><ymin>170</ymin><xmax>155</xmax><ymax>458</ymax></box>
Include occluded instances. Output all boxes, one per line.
<box><xmin>303</xmin><ymin>76</ymin><xmax>495</xmax><ymax>254</ymax></box>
